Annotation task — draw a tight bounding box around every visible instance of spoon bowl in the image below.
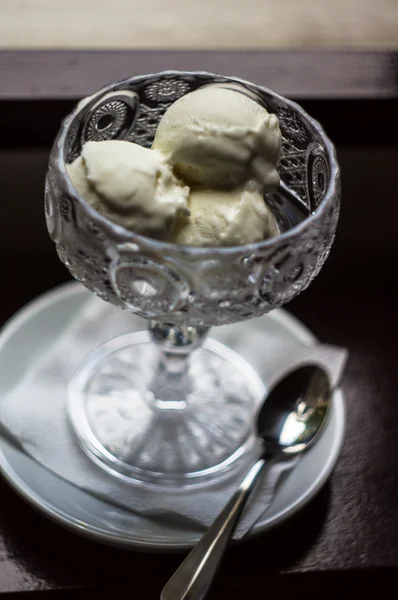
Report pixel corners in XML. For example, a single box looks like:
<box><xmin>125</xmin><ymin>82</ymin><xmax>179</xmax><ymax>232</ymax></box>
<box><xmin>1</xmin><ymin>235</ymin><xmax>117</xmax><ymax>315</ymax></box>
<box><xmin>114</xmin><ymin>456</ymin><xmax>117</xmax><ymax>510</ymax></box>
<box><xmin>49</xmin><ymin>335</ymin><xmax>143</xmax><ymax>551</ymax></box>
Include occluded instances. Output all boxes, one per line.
<box><xmin>258</xmin><ymin>365</ymin><xmax>331</xmax><ymax>457</ymax></box>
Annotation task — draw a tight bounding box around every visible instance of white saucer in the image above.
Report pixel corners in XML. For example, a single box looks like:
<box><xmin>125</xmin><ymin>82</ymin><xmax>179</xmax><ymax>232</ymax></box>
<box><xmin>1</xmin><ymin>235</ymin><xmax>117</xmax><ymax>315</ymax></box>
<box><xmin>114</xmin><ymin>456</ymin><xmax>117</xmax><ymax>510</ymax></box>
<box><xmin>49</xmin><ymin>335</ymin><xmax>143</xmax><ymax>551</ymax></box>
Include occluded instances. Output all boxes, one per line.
<box><xmin>0</xmin><ymin>282</ymin><xmax>345</xmax><ymax>551</ymax></box>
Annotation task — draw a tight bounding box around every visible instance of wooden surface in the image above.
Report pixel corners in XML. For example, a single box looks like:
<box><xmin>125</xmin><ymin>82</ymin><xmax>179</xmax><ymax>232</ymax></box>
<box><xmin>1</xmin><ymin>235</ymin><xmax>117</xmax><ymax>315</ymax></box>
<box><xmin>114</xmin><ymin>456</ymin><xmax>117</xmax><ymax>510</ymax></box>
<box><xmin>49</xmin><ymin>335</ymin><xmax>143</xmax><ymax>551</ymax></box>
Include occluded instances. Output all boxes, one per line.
<box><xmin>1</xmin><ymin>139</ymin><xmax>398</xmax><ymax>596</ymax></box>
<box><xmin>1</xmin><ymin>50</ymin><xmax>398</xmax><ymax>99</ymax></box>
<box><xmin>1</xmin><ymin>0</ymin><xmax>398</xmax><ymax>49</ymax></box>
<box><xmin>1</xmin><ymin>50</ymin><xmax>398</xmax><ymax>597</ymax></box>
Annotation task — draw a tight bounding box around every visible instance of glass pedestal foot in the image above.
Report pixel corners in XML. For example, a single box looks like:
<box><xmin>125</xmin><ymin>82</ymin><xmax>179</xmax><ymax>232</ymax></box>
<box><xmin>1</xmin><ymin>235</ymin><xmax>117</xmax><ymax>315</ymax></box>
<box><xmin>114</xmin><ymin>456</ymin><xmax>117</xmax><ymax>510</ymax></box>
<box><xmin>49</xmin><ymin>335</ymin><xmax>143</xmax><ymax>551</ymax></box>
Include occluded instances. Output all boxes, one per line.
<box><xmin>68</xmin><ymin>332</ymin><xmax>265</xmax><ymax>486</ymax></box>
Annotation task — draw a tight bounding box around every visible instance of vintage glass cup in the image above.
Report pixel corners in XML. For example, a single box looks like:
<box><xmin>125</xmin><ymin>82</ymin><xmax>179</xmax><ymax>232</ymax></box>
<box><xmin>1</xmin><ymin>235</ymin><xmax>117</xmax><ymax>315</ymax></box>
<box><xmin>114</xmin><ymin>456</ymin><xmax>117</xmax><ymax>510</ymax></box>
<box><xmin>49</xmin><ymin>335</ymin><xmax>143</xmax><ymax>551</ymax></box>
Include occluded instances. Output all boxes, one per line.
<box><xmin>46</xmin><ymin>71</ymin><xmax>340</xmax><ymax>486</ymax></box>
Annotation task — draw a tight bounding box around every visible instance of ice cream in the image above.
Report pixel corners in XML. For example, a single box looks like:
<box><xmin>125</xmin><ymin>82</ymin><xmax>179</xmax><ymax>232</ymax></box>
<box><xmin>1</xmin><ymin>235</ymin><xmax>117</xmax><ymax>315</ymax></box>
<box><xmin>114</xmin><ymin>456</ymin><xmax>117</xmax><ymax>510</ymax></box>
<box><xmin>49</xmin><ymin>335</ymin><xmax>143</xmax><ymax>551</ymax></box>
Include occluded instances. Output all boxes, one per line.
<box><xmin>66</xmin><ymin>83</ymin><xmax>282</xmax><ymax>247</ymax></box>
<box><xmin>66</xmin><ymin>140</ymin><xmax>189</xmax><ymax>240</ymax></box>
<box><xmin>152</xmin><ymin>86</ymin><xmax>281</xmax><ymax>192</ymax></box>
<box><xmin>170</xmin><ymin>186</ymin><xmax>279</xmax><ymax>247</ymax></box>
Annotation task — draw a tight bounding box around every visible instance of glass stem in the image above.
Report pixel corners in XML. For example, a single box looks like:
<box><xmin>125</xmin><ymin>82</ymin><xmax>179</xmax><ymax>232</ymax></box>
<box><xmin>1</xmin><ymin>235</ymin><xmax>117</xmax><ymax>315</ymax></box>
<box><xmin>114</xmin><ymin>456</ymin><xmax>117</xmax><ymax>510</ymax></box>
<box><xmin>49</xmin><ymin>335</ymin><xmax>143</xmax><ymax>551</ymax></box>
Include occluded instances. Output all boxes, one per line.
<box><xmin>148</xmin><ymin>321</ymin><xmax>210</xmax><ymax>407</ymax></box>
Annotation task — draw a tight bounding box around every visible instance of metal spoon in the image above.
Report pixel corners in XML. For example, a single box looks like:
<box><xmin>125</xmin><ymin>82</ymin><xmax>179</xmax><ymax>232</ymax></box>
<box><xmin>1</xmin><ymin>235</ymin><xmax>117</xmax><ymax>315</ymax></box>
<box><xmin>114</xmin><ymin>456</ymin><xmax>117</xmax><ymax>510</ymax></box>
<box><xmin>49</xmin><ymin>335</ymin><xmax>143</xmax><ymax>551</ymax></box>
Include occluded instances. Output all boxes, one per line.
<box><xmin>161</xmin><ymin>365</ymin><xmax>331</xmax><ymax>600</ymax></box>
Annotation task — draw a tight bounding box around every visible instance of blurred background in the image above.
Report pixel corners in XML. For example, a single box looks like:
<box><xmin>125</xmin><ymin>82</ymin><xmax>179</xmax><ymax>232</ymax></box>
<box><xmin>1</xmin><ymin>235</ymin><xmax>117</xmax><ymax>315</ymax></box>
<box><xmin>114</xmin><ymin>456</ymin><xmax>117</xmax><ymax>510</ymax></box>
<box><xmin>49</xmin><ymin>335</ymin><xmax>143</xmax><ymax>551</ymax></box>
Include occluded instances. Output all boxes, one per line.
<box><xmin>1</xmin><ymin>0</ymin><xmax>398</xmax><ymax>49</ymax></box>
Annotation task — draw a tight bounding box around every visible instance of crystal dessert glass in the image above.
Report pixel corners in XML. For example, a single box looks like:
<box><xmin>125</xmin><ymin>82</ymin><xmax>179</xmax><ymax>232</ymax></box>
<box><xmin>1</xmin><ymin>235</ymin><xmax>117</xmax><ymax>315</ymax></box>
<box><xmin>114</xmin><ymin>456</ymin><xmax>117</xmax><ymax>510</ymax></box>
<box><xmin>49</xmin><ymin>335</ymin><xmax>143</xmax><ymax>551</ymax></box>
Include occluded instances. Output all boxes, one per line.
<box><xmin>46</xmin><ymin>71</ymin><xmax>340</xmax><ymax>486</ymax></box>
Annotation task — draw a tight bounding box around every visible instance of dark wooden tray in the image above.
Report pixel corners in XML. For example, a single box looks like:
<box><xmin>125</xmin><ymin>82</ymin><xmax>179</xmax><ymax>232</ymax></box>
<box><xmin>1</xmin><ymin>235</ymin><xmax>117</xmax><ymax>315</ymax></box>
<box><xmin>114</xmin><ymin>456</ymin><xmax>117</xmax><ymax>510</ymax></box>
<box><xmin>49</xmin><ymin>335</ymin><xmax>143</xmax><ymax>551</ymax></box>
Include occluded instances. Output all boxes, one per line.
<box><xmin>1</xmin><ymin>50</ymin><xmax>397</xmax><ymax>598</ymax></box>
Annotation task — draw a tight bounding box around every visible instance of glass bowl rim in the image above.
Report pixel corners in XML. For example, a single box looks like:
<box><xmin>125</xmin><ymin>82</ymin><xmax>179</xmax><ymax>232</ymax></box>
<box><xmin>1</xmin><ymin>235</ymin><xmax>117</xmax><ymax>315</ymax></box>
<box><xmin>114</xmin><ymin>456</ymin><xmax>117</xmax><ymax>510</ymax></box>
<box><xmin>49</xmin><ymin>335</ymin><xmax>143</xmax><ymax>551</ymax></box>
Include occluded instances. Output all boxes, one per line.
<box><xmin>52</xmin><ymin>69</ymin><xmax>340</xmax><ymax>258</ymax></box>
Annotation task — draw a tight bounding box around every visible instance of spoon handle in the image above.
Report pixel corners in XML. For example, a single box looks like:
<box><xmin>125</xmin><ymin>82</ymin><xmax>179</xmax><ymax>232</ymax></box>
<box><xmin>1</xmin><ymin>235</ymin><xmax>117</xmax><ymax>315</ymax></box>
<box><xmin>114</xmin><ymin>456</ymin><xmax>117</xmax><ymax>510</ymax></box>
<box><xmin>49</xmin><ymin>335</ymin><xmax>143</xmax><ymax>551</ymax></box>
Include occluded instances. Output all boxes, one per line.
<box><xmin>161</xmin><ymin>458</ymin><xmax>266</xmax><ymax>600</ymax></box>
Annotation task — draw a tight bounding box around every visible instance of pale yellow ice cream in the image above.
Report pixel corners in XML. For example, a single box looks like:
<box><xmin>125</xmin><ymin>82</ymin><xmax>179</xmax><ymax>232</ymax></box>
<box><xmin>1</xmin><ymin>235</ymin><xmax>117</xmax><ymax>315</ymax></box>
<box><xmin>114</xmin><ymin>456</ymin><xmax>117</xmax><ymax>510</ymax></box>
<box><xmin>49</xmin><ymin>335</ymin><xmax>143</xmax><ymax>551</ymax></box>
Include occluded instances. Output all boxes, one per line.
<box><xmin>66</xmin><ymin>84</ymin><xmax>281</xmax><ymax>247</ymax></box>
<box><xmin>66</xmin><ymin>140</ymin><xmax>189</xmax><ymax>240</ymax></box>
<box><xmin>170</xmin><ymin>186</ymin><xmax>279</xmax><ymax>247</ymax></box>
<box><xmin>152</xmin><ymin>86</ymin><xmax>281</xmax><ymax>192</ymax></box>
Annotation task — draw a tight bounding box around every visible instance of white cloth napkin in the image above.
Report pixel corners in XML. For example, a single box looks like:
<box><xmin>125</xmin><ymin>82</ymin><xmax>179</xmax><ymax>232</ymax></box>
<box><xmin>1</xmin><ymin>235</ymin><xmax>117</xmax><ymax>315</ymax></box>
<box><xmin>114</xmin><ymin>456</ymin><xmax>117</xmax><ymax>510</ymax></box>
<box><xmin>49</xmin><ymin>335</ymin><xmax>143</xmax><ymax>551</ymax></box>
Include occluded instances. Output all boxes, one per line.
<box><xmin>0</xmin><ymin>294</ymin><xmax>347</xmax><ymax>539</ymax></box>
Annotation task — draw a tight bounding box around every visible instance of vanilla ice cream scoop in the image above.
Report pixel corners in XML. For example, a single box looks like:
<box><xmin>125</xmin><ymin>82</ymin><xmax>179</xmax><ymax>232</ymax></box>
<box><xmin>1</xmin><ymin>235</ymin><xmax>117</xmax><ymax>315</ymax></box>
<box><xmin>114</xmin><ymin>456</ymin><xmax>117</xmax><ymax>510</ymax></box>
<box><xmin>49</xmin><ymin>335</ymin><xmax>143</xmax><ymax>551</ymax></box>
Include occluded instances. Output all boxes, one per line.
<box><xmin>152</xmin><ymin>86</ymin><xmax>281</xmax><ymax>191</ymax></box>
<box><xmin>66</xmin><ymin>140</ymin><xmax>189</xmax><ymax>240</ymax></box>
<box><xmin>169</xmin><ymin>187</ymin><xmax>279</xmax><ymax>247</ymax></box>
